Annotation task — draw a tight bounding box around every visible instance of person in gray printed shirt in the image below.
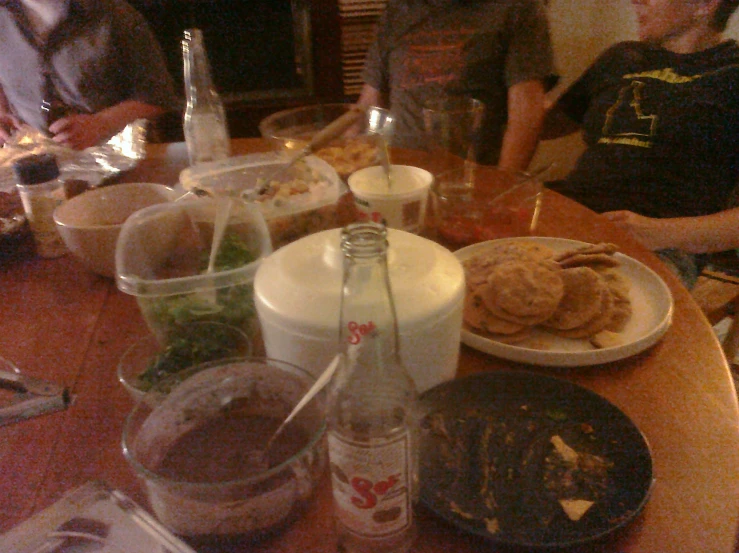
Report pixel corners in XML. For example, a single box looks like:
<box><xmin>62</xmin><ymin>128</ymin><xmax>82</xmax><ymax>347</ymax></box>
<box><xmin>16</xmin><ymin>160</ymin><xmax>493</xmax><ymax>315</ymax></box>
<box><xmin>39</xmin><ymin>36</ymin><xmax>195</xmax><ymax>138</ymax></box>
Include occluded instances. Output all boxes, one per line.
<box><xmin>357</xmin><ymin>0</ymin><xmax>556</xmax><ymax>172</ymax></box>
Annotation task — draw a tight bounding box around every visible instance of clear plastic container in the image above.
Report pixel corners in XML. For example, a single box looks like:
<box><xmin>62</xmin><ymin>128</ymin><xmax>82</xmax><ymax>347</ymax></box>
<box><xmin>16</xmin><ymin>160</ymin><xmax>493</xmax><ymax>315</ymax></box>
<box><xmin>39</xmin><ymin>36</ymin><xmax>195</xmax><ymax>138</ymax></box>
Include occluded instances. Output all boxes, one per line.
<box><xmin>115</xmin><ymin>197</ymin><xmax>272</xmax><ymax>347</ymax></box>
<box><xmin>0</xmin><ymin>480</ymin><xmax>196</xmax><ymax>553</ymax></box>
<box><xmin>179</xmin><ymin>152</ymin><xmax>344</xmax><ymax>249</ymax></box>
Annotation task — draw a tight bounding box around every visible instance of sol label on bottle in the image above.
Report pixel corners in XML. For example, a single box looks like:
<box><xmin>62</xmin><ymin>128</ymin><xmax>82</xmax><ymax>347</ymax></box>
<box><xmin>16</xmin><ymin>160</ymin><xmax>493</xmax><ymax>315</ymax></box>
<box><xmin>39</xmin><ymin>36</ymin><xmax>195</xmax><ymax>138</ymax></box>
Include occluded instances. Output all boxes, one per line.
<box><xmin>328</xmin><ymin>431</ymin><xmax>413</xmax><ymax>537</ymax></box>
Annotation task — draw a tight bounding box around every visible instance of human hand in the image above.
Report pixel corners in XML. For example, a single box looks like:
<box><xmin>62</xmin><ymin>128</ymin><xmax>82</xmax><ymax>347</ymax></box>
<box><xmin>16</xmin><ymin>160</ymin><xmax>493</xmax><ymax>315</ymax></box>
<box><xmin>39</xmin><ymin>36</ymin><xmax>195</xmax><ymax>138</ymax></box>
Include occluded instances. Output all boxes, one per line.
<box><xmin>0</xmin><ymin>113</ymin><xmax>21</xmax><ymax>146</ymax></box>
<box><xmin>602</xmin><ymin>210</ymin><xmax>671</xmax><ymax>251</ymax></box>
<box><xmin>49</xmin><ymin>113</ymin><xmax>114</xmax><ymax>150</ymax></box>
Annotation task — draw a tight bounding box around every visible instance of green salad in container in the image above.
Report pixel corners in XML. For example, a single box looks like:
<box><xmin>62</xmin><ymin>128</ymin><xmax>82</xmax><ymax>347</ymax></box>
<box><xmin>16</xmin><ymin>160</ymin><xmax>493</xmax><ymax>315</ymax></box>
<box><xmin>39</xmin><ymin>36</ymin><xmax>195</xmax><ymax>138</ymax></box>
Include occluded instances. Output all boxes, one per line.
<box><xmin>136</xmin><ymin>321</ymin><xmax>250</xmax><ymax>392</ymax></box>
<box><xmin>137</xmin><ymin>231</ymin><xmax>260</xmax><ymax>348</ymax></box>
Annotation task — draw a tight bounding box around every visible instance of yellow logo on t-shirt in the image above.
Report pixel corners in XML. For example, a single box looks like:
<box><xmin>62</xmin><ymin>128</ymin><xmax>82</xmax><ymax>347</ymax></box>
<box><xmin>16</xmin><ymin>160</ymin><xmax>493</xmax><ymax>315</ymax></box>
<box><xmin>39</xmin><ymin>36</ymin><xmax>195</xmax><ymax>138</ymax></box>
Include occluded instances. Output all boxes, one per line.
<box><xmin>600</xmin><ymin>80</ymin><xmax>657</xmax><ymax>147</ymax></box>
<box><xmin>597</xmin><ymin>64</ymin><xmax>739</xmax><ymax>149</ymax></box>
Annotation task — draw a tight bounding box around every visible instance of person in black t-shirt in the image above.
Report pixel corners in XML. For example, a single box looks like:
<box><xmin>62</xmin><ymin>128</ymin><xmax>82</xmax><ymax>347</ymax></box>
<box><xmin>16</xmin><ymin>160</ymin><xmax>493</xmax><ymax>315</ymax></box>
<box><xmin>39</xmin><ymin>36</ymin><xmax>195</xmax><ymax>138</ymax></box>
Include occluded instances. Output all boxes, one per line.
<box><xmin>545</xmin><ymin>0</ymin><xmax>739</xmax><ymax>287</ymax></box>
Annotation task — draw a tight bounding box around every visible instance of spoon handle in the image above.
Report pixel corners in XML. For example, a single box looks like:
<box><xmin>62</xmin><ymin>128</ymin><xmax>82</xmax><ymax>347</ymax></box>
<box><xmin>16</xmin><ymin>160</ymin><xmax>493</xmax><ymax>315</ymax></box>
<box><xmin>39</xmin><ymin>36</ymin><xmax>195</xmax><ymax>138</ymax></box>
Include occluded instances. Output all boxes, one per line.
<box><xmin>254</xmin><ymin>106</ymin><xmax>369</xmax><ymax>197</ymax></box>
<box><xmin>265</xmin><ymin>354</ymin><xmax>342</xmax><ymax>451</ymax></box>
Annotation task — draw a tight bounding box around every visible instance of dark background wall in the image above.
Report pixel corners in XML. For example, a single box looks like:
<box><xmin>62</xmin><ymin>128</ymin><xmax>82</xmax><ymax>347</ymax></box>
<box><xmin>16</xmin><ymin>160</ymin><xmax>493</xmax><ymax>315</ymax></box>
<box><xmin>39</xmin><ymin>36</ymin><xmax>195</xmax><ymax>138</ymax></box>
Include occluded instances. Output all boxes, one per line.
<box><xmin>128</xmin><ymin>0</ymin><xmax>346</xmax><ymax>141</ymax></box>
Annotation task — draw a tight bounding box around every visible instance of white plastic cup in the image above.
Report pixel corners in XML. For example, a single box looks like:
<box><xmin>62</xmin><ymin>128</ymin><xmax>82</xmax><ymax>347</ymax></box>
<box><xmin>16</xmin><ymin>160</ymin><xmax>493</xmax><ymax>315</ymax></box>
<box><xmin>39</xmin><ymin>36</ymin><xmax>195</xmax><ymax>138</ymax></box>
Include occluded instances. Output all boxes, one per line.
<box><xmin>348</xmin><ymin>165</ymin><xmax>433</xmax><ymax>234</ymax></box>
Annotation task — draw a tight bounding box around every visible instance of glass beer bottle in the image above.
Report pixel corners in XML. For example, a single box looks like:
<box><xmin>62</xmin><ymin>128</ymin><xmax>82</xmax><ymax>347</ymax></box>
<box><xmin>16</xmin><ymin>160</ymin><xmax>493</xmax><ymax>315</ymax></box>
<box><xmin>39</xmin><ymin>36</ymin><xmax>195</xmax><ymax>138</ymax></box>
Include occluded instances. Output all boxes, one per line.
<box><xmin>327</xmin><ymin>222</ymin><xmax>418</xmax><ymax>553</ymax></box>
<box><xmin>181</xmin><ymin>28</ymin><xmax>230</xmax><ymax>165</ymax></box>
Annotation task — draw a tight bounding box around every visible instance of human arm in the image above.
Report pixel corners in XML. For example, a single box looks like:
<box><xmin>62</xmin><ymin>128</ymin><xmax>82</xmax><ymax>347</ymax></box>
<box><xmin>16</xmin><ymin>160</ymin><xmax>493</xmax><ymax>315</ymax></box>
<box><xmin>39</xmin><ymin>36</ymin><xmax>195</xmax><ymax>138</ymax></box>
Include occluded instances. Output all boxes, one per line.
<box><xmin>45</xmin><ymin>3</ymin><xmax>177</xmax><ymax>150</ymax></box>
<box><xmin>0</xmin><ymin>84</ymin><xmax>21</xmax><ymax>146</ymax></box>
<box><xmin>539</xmin><ymin>42</ymin><xmax>618</xmax><ymax>141</ymax></box>
<box><xmin>602</xmin><ymin>207</ymin><xmax>739</xmax><ymax>254</ymax></box>
<box><xmin>357</xmin><ymin>84</ymin><xmax>388</xmax><ymax>109</ymax></box>
<box><xmin>491</xmin><ymin>0</ymin><xmax>554</xmax><ymax>171</ymax></box>
<box><xmin>540</xmin><ymin>98</ymin><xmax>583</xmax><ymax>140</ymax></box>
<box><xmin>358</xmin><ymin>1</ymin><xmax>392</xmax><ymax>109</ymax></box>
<box><xmin>498</xmin><ymin>79</ymin><xmax>547</xmax><ymax>172</ymax></box>
<box><xmin>48</xmin><ymin>100</ymin><xmax>165</xmax><ymax>150</ymax></box>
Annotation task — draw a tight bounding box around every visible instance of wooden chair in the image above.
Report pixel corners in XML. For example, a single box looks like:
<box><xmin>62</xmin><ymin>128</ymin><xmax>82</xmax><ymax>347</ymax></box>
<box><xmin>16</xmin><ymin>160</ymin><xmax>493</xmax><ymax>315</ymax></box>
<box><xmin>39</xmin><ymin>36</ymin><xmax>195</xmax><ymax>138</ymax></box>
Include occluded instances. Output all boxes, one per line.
<box><xmin>691</xmin><ymin>251</ymin><xmax>739</xmax><ymax>368</ymax></box>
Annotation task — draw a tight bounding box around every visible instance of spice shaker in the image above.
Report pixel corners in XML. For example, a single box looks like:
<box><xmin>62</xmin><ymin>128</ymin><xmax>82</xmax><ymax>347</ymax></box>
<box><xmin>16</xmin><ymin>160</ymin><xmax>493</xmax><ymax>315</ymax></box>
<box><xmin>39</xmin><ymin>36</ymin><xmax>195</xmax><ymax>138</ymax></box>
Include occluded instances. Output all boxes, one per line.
<box><xmin>13</xmin><ymin>153</ymin><xmax>67</xmax><ymax>258</ymax></box>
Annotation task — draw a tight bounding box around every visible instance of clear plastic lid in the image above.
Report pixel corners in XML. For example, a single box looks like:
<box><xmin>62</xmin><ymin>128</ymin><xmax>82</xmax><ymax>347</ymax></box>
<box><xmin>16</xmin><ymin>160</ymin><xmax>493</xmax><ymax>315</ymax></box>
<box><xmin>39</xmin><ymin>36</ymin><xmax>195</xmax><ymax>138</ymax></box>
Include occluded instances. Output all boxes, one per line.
<box><xmin>0</xmin><ymin>480</ymin><xmax>197</xmax><ymax>553</ymax></box>
<box><xmin>179</xmin><ymin>152</ymin><xmax>344</xmax><ymax>218</ymax></box>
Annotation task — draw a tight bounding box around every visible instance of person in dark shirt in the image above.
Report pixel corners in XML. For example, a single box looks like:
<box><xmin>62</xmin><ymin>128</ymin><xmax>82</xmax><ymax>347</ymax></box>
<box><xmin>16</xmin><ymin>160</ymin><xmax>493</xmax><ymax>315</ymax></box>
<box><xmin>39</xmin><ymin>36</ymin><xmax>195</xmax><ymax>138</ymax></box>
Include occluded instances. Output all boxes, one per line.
<box><xmin>0</xmin><ymin>0</ymin><xmax>176</xmax><ymax>149</ymax></box>
<box><xmin>545</xmin><ymin>0</ymin><xmax>739</xmax><ymax>286</ymax></box>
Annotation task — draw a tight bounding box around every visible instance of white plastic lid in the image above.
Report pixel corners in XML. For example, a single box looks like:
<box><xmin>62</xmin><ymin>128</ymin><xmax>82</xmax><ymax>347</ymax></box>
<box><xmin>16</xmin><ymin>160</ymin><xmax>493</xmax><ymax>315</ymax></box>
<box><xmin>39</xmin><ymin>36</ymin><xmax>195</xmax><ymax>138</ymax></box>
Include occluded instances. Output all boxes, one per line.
<box><xmin>179</xmin><ymin>152</ymin><xmax>344</xmax><ymax>218</ymax></box>
<box><xmin>254</xmin><ymin>228</ymin><xmax>465</xmax><ymax>336</ymax></box>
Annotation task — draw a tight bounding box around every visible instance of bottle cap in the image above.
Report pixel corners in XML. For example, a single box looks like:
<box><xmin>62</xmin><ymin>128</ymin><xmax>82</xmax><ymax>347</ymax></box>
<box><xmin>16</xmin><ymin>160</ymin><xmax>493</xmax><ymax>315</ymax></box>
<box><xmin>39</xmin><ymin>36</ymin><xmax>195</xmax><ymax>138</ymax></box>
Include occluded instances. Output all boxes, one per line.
<box><xmin>13</xmin><ymin>153</ymin><xmax>60</xmax><ymax>185</ymax></box>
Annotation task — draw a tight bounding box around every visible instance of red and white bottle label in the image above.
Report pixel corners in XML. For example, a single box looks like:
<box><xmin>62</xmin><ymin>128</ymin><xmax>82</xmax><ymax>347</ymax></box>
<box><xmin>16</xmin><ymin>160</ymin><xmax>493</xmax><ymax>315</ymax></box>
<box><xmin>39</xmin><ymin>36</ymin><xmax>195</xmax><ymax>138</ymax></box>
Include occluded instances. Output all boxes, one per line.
<box><xmin>328</xmin><ymin>431</ymin><xmax>413</xmax><ymax>537</ymax></box>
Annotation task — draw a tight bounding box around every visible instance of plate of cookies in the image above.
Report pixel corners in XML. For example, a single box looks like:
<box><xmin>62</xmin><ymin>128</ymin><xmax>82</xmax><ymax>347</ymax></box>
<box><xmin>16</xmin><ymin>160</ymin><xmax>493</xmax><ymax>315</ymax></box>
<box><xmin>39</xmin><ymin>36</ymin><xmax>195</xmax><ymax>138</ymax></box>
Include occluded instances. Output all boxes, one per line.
<box><xmin>457</xmin><ymin>237</ymin><xmax>673</xmax><ymax>366</ymax></box>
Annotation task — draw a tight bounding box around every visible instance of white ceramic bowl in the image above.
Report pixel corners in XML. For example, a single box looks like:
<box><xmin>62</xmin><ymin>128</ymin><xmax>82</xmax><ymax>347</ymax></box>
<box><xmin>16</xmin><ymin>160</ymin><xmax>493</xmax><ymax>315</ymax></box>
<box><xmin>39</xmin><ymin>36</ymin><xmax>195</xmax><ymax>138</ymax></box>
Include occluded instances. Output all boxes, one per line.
<box><xmin>53</xmin><ymin>182</ymin><xmax>175</xmax><ymax>277</ymax></box>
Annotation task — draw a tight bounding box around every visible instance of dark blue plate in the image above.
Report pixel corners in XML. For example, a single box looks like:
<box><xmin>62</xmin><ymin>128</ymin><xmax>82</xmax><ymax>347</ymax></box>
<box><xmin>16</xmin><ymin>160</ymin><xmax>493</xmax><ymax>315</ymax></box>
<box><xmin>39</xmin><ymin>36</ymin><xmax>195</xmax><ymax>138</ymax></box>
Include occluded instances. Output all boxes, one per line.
<box><xmin>419</xmin><ymin>370</ymin><xmax>654</xmax><ymax>549</ymax></box>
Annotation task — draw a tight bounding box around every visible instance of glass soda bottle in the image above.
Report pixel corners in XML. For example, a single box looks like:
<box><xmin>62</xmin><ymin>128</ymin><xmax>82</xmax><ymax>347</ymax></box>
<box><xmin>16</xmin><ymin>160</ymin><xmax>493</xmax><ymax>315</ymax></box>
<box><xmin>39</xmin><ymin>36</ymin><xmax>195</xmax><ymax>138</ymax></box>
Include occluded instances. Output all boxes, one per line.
<box><xmin>181</xmin><ymin>28</ymin><xmax>231</xmax><ymax>166</ymax></box>
<box><xmin>327</xmin><ymin>222</ymin><xmax>418</xmax><ymax>553</ymax></box>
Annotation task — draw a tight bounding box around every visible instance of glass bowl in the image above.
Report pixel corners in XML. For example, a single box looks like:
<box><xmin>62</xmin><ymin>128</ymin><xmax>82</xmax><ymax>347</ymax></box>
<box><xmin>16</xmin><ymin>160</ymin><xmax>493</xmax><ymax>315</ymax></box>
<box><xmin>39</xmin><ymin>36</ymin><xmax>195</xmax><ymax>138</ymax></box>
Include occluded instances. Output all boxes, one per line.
<box><xmin>117</xmin><ymin>321</ymin><xmax>252</xmax><ymax>403</ymax></box>
<box><xmin>122</xmin><ymin>357</ymin><xmax>328</xmax><ymax>547</ymax></box>
<box><xmin>430</xmin><ymin>165</ymin><xmax>544</xmax><ymax>250</ymax></box>
<box><xmin>258</xmin><ymin>103</ymin><xmax>394</xmax><ymax>180</ymax></box>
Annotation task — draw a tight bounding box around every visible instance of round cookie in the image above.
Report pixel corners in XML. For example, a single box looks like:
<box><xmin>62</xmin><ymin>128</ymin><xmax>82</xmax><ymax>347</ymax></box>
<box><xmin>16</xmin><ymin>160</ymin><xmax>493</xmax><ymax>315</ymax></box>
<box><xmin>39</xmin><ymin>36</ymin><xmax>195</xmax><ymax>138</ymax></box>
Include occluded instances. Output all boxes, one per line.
<box><xmin>595</xmin><ymin>268</ymin><xmax>632</xmax><ymax>331</ymax></box>
<box><xmin>597</xmin><ymin>267</ymin><xmax>631</xmax><ymax>302</ymax></box>
<box><xmin>504</xmin><ymin>240</ymin><xmax>555</xmax><ymax>263</ymax></box>
<box><xmin>606</xmin><ymin>297</ymin><xmax>633</xmax><ymax>332</ymax></box>
<box><xmin>482</xmin><ymin>260</ymin><xmax>564</xmax><ymax>323</ymax></box>
<box><xmin>463</xmin><ymin>286</ymin><xmax>527</xmax><ymax>335</ymax></box>
<box><xmin>481</xmin><ymin>326</ymin><xmax>533</xmax><ymax>344</ymax></box>
<box><xmin>559</xmin><ymin>253</ymin><xmax>621</xmax><ymax>269</ymax></box>
<box><xmin>543</xmin><ymin>267</ymin><xmax>605</xmax><ymax>330</ymax></box>
<box><xmin>463</xmin><ymin>241</ymin><xmax>555</xmax><ymax>290</ymax></box>
<box><xmin>464</xmin><ymin>256</ymin><xmax>501</xmax><ymax>290</ymax></box>
<box><xmin>550</xmin><ymin>288</ymin><xmax>615</xmax><ymax>339</ymax></box>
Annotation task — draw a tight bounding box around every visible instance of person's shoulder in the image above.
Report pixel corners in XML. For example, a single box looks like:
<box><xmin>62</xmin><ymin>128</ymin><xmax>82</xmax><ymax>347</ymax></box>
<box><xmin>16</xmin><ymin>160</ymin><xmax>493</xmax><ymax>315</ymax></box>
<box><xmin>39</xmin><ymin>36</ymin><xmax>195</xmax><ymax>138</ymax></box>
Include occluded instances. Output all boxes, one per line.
<box><xmin>715</xmin><ymin>39</ymin><xmax>739</xmax><ymax>62</ymax></box>
<box><xmin>600</xmin><ymin>41</ymin><xmax>647</xmax><ymax>57</ymax></box>
<box><xmin>78</xmin><ymin>0</ymin><xmax>144</xmax><ymax>21</ymax></box>
<box><xmin>586</xmin><ymin>41</ymin><xmax>649</xmax><ymax>68</ymax></box>
<box><xmin>709</xmin><ymin>41</ymin><xmax>739</xmax><ymax>99</ymax></box>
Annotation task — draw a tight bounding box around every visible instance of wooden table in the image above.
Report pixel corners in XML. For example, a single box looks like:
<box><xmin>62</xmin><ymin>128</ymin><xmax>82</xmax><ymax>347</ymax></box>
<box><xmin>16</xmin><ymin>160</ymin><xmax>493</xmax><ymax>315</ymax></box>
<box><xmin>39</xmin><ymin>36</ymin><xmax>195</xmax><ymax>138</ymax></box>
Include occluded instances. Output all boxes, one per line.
<box><xmin>2</xmin><ymin>138</ymin><xmax>739</xmax><ymax>552</ymax></box>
